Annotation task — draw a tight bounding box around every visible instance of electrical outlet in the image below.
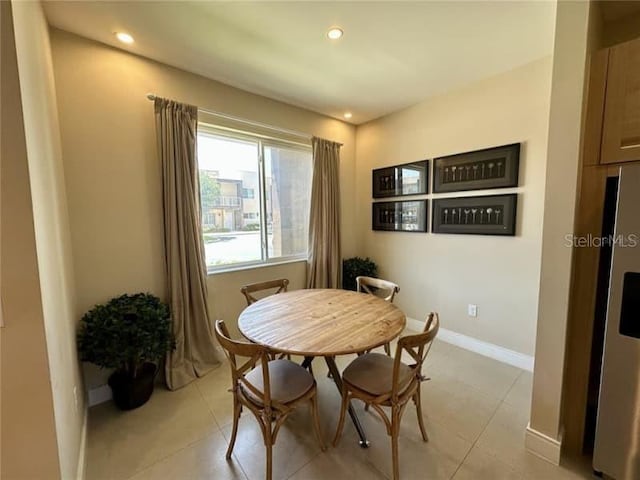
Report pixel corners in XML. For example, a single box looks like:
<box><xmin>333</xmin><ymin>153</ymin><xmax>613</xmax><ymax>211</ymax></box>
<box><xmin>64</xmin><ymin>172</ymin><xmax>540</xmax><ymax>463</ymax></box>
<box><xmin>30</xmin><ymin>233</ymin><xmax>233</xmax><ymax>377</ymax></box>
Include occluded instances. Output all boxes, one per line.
<box><xmin>468</xmin><ymin>304</ymin><xmax>478</xmax><ymax>317</ymax></box>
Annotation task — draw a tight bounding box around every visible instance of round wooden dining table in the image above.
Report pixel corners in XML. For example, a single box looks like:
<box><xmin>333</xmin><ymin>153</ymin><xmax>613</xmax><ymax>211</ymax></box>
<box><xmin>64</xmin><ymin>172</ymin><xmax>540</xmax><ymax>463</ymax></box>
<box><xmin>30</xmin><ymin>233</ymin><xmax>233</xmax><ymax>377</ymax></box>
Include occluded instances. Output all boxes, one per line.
<box><xmin>238</xmin><ymin>288</ymin><xmax>406</xmax><ymax>446</ymax></box>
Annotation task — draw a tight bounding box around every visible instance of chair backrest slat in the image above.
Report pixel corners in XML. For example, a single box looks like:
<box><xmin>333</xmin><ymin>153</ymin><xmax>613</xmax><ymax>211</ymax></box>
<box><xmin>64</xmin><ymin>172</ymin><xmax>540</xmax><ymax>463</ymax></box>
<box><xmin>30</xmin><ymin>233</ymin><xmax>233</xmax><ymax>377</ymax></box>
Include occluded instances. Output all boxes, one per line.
<box><xmin>241</xmin><ymin>278</ymin><xmax>289</xmax><ymax>305</ymax></box>
<box><xmin>356</xmin><ymin>276</ymin><xmax>400</xmax><ymax>303</ymax></box>
<box><xmin>391</xmin><ymin>313</ymin><xmax>439</xmax><ymax>398</ymax></box>
<box><xmin>214</xmin><ymin>320</ymin><xmax>272</xmax><ymax>407</ymax></box>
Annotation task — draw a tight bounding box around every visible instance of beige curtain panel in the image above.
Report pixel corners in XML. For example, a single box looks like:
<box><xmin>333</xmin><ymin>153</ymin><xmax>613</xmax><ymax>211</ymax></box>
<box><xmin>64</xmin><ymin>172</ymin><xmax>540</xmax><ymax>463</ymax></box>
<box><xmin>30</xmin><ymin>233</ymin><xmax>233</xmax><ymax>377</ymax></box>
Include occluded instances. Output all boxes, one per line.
<box><xmin>154</xmin><ymin>97</ymin><xmax>221</xmax><ymax>390</ymax></box>
<box><xmin>307</xmin><ymin>137</ymin><xmax>342</xmax><ymax>289</ymax></box>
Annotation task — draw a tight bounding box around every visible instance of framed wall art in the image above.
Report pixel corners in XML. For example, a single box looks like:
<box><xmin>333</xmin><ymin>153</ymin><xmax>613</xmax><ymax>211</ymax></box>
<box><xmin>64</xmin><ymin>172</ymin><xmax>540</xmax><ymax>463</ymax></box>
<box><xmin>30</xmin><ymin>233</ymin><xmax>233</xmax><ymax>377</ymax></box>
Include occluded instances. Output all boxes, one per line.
<box><xmin>432</xmin><ymin>194</ymin><xmax>517</xmax><ymax>236</ymax></box>
<box><xmin>372</xmin><ymin>160</ymin><xmax>429</xmax><ymax>198</ymax></box>
<box><xmin>372</xmin><ymin>200</ymin><xmax>428</xmax><ymax>232</ymax></box>
<box><xmin>433</xmin><ymin>143</ymin><xmax>520</xmax><ymax>193</ymax></box>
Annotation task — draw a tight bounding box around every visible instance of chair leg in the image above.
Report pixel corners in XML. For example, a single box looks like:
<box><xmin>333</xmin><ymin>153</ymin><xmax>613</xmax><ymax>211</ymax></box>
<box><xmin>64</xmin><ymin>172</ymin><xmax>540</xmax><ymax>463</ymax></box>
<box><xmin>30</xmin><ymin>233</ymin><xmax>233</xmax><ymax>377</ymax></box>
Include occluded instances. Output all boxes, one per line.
<box><xmin>384</xmin><ymin>342</ymin><xmax>391</xmax><ymax>356</ymax></box>
<box><xmin>265</xmin><ymin>425</ymin><xmax>273</xmax><ymax>480</ymax></box>
<box><xmin>332</xmin><ymin>390</ymin><xmax>350</xmax><ymax>447</ymax></box>
<box><xmin>391</xmin><ymin>407</ymin><xmax>400</xmax><ymax>480</ymax></box>
<box><xmin>265</xmin><ymin>442</ymin><xmax>273</xmax><ymax>480</ymax></box>
<box><xmin>310</xmin><ymin>392</ymin><xmax>326</xmax><ymax>451</ymax></box>
<box><xmin>225</xmin><ymin>397</ymin><xmax>242</xmax><ymax>459</ymax></box>
<box><xmin>414</xmin><ymin>387</ymin><xmax>429</xmax><ymax>442</ymax></box>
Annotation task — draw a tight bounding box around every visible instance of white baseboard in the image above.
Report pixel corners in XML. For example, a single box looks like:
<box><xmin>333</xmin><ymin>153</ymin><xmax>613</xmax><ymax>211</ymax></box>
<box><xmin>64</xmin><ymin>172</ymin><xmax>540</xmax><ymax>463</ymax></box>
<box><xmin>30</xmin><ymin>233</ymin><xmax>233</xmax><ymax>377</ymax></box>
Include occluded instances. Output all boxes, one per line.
<box><xmin>76</xmin><ymin>410</ymin><xmax>88</xmax><ymax>480</ymax></box>
<box><xmin>525</xmin><ymin>423</ymin><xmax>562</xmax><ymax>465</ymax></box>
<box><xmin>88</xmin><ymin>384</ymin><xmax>112</xmax><ymax>407</ymax></box>
<box><xmin>406</xmin><ymin>317</ymin><xmax>534</xmax><ymax>372</ymax></box>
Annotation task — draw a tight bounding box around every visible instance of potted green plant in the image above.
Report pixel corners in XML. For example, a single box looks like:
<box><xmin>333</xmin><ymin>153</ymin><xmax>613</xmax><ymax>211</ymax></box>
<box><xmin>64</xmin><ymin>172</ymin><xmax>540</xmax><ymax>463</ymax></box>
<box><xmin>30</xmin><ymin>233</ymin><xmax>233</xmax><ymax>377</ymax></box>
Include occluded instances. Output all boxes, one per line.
<box><xmin>77</xmin><ymin>293</ymin><xmax>175</xmax><ymax>410</ymax></box>
<box><xmin>342</xmin><ymin>257</ymin><xmax>378</xmax><ymax>291</ymax></box>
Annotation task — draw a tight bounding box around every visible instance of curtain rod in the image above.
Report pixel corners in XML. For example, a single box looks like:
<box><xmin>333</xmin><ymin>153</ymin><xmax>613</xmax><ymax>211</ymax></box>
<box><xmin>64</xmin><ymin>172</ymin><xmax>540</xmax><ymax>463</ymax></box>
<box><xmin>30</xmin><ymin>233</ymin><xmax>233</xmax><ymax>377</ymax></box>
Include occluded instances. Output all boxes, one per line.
<box><xmin>146</xmin><ymin>93</ymin><xmax>343</xmax><ymax>147</ymax></box>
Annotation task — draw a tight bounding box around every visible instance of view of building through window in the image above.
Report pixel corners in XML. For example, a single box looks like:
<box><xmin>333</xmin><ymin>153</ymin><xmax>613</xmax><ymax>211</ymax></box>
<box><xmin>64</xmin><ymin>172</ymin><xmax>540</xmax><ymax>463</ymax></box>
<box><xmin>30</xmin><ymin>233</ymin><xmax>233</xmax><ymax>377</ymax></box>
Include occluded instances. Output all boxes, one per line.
<box><xmin>197</xmin><ymin>128</ymin><xmax>312</xmax><ymax>269</ymax></box>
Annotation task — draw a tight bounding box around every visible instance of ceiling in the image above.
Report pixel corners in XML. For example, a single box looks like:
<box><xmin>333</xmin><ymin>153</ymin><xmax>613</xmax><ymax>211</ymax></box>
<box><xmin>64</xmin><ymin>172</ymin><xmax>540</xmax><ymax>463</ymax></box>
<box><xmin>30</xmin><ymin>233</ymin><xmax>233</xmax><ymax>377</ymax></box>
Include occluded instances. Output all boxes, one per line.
<box><xmin>43</xmin><ymin>1</ymin><xmax>556</xmax><ymax>125</ymax></box>
<box><xmin>600</xmin><ymin>0</ymin><xmax>640</xmax><ymax>22</ymax></box>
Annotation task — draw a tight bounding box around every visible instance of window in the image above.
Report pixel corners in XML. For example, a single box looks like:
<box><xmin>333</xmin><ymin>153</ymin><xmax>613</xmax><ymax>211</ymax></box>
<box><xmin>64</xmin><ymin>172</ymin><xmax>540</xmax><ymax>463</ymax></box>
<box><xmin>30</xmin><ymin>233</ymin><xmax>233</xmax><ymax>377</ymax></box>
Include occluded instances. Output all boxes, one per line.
<box><xmin>197</xmin><ymin>125</ymin><xmax>312</xmax><ymax>271</ymax></box>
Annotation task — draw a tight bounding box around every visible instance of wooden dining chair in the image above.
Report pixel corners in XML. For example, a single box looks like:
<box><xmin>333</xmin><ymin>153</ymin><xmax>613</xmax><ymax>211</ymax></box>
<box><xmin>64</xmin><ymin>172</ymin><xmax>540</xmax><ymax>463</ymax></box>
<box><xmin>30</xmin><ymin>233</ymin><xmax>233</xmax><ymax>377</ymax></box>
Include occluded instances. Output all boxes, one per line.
<box><xmin>333</xmin><ymin>313</ymin><xmax>439</xmax><ymax>480</ymax></box>
<box><xmin>356</xmin><ymin>276</ymin><xmax>400</xmax><ymax>302</ymax></box>
<box><xmin>356</xmin><ymin>276</ymin><xmax>400</xmax><ymax>355</ymax></box>
<box><xmin>241</xmin><ymin>278</ymin><xmax>289</xmax><ymax>306</ymax></box>
<box><xmin>214</xmin><ymin>320</ymin><xmax>325</xmax><ymax>480</ymax></box>
<box><xmin>241</xmin><ymin>278</ymin><xmax>292</xmax><ymax>362</ymax></box>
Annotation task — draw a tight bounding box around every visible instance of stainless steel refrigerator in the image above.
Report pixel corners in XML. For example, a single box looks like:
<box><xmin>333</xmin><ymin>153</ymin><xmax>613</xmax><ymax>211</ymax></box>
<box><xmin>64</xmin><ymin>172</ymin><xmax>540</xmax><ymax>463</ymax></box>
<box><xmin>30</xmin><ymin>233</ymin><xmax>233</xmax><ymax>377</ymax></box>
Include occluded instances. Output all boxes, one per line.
<box><xmin>593</xmin><ymin>164</ymin><xmax>640</xmax><ymax>479</ymax></box>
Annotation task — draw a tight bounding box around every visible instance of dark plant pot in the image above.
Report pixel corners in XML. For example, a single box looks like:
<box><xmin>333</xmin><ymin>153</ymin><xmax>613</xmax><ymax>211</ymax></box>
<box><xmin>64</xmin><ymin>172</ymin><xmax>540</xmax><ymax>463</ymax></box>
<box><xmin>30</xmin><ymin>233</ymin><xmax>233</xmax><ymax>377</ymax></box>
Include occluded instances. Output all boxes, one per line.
<box><xmin>108</xmin><ymin>363</ymin><xmax>157</xmax><ymax>410</ymax></box>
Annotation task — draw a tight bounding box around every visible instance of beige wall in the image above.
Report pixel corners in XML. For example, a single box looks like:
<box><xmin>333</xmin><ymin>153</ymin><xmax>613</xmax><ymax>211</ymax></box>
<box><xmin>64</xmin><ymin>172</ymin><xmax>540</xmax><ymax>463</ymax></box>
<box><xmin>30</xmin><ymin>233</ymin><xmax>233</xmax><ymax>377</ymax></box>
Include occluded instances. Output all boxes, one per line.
<box><xmin>10</xmin><ymin>2</ymin><xmax>87</xmax><ymax>478</ymax></box>
<box><xmin>1</xmin><ymin>1</ymin><xmax>64</xmax><ymax>478</ymax></box>
<box><xmin>355</xmin><ymin>58</ymin><xmax>552</xmax><ymax>357</ymax></box>
<box><xmin>529</xmin><ymin>0</ymin><xmax>593</xmax><ymax>447</ymax></box>
<box><xmin>50</xmin><ymin>30</ymin><xmax>356</xmax><ymax>386</ymax></box>
<box><xmin>208</xmin><ymin>261</ymin><xmax>306</xmax><ymax>338</ymax></box>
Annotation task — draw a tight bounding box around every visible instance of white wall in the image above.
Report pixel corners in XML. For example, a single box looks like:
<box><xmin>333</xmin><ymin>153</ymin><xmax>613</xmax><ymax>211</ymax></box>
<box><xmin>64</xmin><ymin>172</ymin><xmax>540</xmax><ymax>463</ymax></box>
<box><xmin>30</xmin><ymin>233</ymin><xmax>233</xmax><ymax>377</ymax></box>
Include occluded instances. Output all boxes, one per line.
<box><xmin>49</xmin><ymin>30</ymin><xmax>356</xmax><ymax>388</ymax></box>
<box><xmin>529</xmin><ymin>0</ymin><xmax>593</xmax><ymax>453</ymax></box>
<box><xmin>10</xmin><ymin>1</ymin><xmax>85</xmax><ymax>478</ymax></box>
<box><xmin>1</xmin><ymin>1</ymin><xmax>61</xmax><ymax>477</ymax></box>
<box><xmin>355</xmin><ymin>58</ymin><xmax>552</xmax><ymax>357</ymax></box>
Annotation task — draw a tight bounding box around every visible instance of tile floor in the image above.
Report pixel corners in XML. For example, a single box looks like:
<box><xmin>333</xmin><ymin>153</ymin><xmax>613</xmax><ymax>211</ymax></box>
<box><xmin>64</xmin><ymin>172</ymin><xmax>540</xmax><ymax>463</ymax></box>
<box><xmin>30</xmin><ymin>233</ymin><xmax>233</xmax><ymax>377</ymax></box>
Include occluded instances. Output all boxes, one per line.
<box><xmin>86</xmin><ymin>338</ymin><xmax>594</xmax><ymax>480</ymax></box>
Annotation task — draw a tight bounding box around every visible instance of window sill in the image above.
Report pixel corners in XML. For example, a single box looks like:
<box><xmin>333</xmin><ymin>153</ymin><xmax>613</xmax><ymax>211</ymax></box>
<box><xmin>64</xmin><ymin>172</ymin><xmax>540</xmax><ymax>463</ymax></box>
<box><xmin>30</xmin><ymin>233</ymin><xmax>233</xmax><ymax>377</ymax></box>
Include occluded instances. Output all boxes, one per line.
<box><xmin>206</xmin><ymin>257</ymin><xmax>307</xmax><ymax>276</ymax></box>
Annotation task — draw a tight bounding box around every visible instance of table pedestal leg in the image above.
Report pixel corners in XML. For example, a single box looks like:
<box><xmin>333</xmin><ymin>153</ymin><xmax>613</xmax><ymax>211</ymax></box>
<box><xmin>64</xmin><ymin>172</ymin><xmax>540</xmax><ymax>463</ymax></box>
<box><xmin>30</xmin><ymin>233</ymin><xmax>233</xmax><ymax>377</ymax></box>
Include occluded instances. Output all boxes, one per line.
<box><xmin>324</xmin><ymin>356</ymin><xmax>370</xmax><ymax>448</ymax></box>
<box><xmin>301</xmin><ymin>356</ymin><xmax>314</xmax><ymax>370</ymax></box>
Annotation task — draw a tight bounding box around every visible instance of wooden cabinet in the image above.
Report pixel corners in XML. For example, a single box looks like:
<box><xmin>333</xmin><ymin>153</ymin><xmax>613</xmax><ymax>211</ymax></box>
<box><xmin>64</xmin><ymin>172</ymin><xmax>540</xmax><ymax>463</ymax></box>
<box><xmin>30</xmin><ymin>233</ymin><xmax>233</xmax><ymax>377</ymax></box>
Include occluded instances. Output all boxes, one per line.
<box><xmin>601</xmin><ymin>37</ymin><xmax>640</xmax><ymax>164</ymax></box>
<box><xmin>564</xmin><ymin>36</ymin><xmax>640</xmax><ymax>454</ymax></box>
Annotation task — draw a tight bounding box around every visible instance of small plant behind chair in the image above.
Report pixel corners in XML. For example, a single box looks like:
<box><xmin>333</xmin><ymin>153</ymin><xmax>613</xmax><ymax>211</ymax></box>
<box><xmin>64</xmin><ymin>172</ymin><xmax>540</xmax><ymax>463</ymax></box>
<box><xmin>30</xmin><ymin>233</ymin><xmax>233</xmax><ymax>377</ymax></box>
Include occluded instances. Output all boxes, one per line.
<box><xmin>342</xmin><ymin>257</ymin><xmax>378</xmax><ymax>291</ymax></box>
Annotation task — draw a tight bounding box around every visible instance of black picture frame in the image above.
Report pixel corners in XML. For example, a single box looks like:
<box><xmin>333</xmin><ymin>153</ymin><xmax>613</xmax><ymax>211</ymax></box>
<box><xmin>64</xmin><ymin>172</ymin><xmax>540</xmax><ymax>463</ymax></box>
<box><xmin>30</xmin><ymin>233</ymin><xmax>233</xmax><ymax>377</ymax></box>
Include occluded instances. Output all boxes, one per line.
<box><xmin>432</xmin><ymin>194</ymin><xmax>517</xmax><ymax>236</ymax></box>
<box><xmin>372</xmin><ymin>200</ymin><xmax>428</xmax><ymax>232</ymax></box>
<box><xmin>372</xmin><ymin>160</ymin><xmax>429</xmax><ymax>198</ymax></box>
<box><xmin>433</xmin><ymin>143</ymin><xmax>520</xmax><ymax>193</ymax></box>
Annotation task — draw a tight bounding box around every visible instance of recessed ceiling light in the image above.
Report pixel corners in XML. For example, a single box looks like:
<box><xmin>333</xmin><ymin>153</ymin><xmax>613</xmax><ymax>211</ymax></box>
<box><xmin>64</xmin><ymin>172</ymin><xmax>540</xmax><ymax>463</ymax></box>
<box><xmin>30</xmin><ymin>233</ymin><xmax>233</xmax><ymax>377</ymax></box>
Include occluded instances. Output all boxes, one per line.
<box><xmin>327</xmin><ymin>28</ymin><xmax>343</xmax><ymax>40</ymax></box>
<box><xmin>115</xmin><ymin>32</ymin><xmax>134</xmax><ymax>44</ymax></box>
<box><xmin>343</xmin><ymin>112</ymin><xmax>353</xmax><ymax>119</ymax></box>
